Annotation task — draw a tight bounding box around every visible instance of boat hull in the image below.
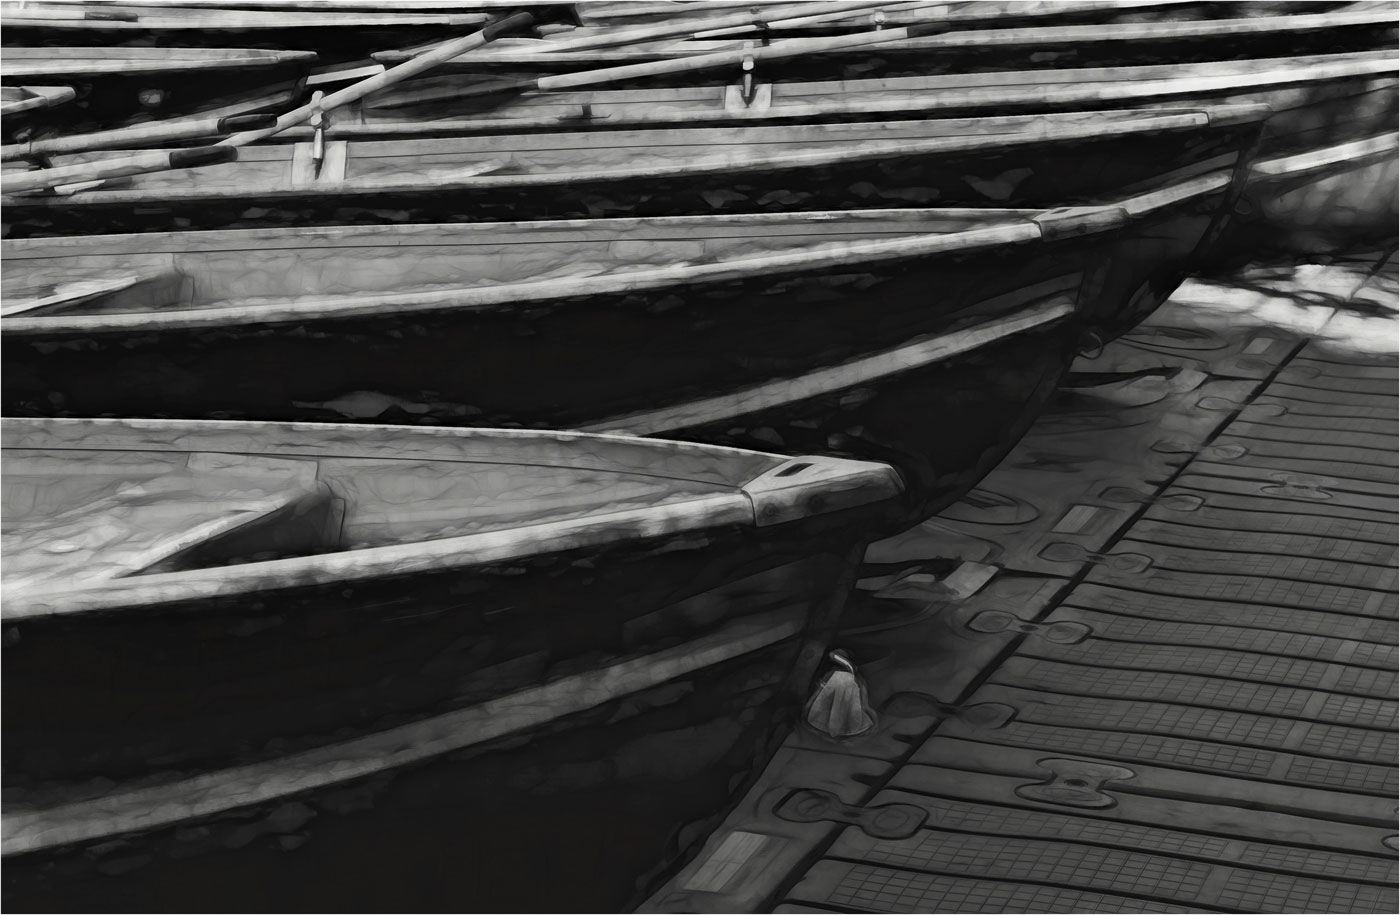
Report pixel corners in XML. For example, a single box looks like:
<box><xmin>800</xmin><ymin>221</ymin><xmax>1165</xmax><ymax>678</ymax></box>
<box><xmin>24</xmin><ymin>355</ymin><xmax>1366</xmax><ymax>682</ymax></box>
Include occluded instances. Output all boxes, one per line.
<box><xmin>3</xmin><ymin>500</ymin><xmax>871</xmax><ymax>911</ymax></box>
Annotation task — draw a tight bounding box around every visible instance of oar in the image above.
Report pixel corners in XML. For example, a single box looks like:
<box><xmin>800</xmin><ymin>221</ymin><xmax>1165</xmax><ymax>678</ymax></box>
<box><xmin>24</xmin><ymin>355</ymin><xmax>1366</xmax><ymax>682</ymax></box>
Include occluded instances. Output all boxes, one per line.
<box><xmin>0</xmin><ymin>85</ymin><xmax>77</xmax><ymax>117</ymax></box>
<box><xmin>387</xmin><ymin>23</ymin><xmax>957</xmax><ymax>103</ymax></box>
<box><xmin>2</xmin><ymin>5</ymin><xmax>138</xmax><ymax>22</ymax></box>
<box><xmin>424</xmin><ymin>1</ymin><xmax>910</xmax><ymax>55</ymax></box>
<box><xmin>0</xmin><ymin>58</ymin><xmax>392</xmax><ymax>162</ymax></box>
<box><xmin>218</xmin><ymin>10</ymin><xmax>535</xmax><ymax>148</ymax></box>
<box><xmin>3</xmin><ymin>146</ymin><xmax>236</xmax><ymax>195</ymax></box>
<box><xmin>1</xmin><ymin>113</ymin><xmax>277</xmax><ymax>162</ymax></box>
<box><xmin>692</xmin><ymin>2</ymin><xmax>946</xmax><ymax>39</ymax></box>
<box><xmin>691</xmin><ymin>0</ymin><xmax>1197</xmax><ymax>38</ymax></box>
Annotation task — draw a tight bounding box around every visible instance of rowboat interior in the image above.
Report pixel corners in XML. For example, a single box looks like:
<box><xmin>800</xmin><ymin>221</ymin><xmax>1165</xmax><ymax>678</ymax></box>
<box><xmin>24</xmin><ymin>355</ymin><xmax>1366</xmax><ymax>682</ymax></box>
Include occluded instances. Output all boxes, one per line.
<box><xmin>2</xmin><ymin>417</ymin><xmax>881</xmax><ymax>610</ymax></box>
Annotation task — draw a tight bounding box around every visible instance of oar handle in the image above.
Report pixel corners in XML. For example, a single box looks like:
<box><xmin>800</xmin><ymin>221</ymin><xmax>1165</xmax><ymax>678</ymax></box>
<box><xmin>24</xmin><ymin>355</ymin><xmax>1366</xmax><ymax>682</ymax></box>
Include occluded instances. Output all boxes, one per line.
<box><xmin>217</xmin><ymin>113</ymin><xmax>279</xmax><ymax>133</ymax></box>
<box><xmin>1</xmin><ymin>113</ymin><xmax>277</xmax><ymax>162</ymax></box>
<box><xmin>3</xmin><ymin>146</ymin><xmax>236</xmax><ymax>195</ymax></box>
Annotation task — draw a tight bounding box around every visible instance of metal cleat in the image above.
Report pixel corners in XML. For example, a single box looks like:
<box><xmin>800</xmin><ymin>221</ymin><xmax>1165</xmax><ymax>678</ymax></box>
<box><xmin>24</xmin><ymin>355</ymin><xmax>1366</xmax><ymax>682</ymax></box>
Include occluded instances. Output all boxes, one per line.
<box><xmin>966</xmin><ymin>610</ymin><xmax>1091</xmax><ymax>644</ymax></box>
<box><xmin>1015</xmin><ymin>758</ymin><xmax>1136</xmax><ymax>809</ymax></box>
<box><xmin>774</xmin><ymin>788</ymin><xmax>927</xmax><ymax>839</ymax></box>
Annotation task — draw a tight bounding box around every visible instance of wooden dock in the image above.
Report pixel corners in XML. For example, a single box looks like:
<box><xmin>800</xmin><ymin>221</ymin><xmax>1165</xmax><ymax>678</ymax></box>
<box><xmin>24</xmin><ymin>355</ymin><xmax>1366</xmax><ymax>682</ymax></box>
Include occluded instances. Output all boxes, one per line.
<box><xmin>642</xmin><ymin>249</ymin><xmax>1398</xmax><ymax>914</ymax></box>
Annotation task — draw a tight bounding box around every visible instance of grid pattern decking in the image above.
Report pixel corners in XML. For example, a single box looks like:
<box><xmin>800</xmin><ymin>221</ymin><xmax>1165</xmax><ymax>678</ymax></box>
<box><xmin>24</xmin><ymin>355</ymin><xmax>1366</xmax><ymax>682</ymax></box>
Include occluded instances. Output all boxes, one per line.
<box><xmin>778</xmin><ymin>332</ymin><xmax>1398</xmax><ymax>912</ymax></box>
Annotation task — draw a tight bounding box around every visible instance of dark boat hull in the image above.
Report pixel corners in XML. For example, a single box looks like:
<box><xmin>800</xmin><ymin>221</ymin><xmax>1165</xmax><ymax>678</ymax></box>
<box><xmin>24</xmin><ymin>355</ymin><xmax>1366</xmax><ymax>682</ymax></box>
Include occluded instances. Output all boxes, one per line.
<box><xmin>3</xmin><ymin>494</ymin><xmax>873</xmax><ymax>912</ymax></box>
<box><xmin>2</xmin><ymin>192</ymin><xmax>1225</xmax><ymax>524</ymax></box>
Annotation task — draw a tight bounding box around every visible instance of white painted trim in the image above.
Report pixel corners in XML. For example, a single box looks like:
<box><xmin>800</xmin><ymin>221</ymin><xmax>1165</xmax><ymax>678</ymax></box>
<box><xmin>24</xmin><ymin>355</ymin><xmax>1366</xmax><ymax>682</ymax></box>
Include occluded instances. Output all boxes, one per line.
<box><xmin>1250</xmin><ymin>131</ymin><xmax>1400</xmax><ymax>181</ymax></box>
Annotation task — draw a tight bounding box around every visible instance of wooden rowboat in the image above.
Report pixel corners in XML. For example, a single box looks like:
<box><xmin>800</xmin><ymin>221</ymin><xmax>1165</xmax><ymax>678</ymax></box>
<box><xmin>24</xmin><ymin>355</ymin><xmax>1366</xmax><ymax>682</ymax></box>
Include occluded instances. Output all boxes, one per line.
<box><xmin>1</xmin><ymin>171</ymin><xmax>1241</xmax><ymax>526</ymax></box>
<box><xmin>0</xmin><ymin>47</ymin><xmax>318</xmax><ymax>81</ymax></box>
<box><xmin>0</xmin><ymin>104</ymin><xmax>1267</xmax><ymax>234</ymax></box>
<box><xmin>0</xmin><ymin>417</ymin><xmax>900</xmax><ymax>911</ymax></box>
